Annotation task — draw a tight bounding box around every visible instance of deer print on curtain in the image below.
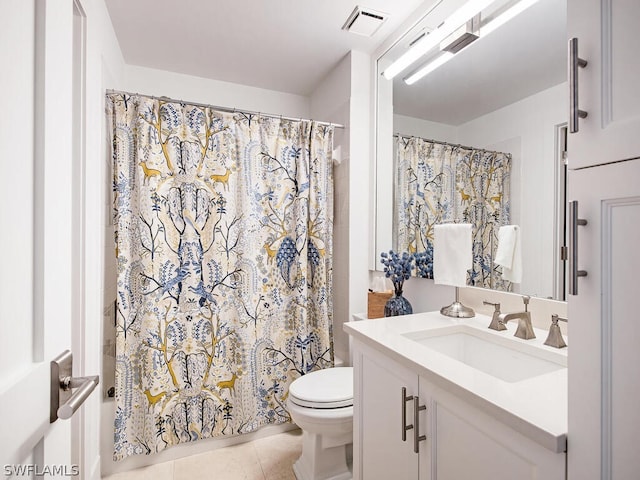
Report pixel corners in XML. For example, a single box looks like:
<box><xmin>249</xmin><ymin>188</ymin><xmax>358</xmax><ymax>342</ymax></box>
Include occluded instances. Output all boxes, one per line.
<box><xmin>395</xmin><ymin>135</ymin><xmax>511</xmax><ymax>290</ymax></box>
<box><xmin>108</xmin><ymin>93</ymin><xmax>334</xmax><ymax>460</ymax></box>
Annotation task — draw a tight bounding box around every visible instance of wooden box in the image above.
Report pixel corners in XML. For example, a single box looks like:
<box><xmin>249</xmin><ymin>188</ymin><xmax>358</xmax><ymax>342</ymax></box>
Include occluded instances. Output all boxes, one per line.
<box><xmin>367</xmin><ymin>291</ymin><xmax>393</xmax><ymax>319</ymax></box>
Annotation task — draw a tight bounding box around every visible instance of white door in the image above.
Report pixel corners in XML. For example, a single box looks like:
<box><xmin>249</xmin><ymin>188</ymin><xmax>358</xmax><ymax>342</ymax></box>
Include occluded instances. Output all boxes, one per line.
<box><xmin>0</xmin><ymin>0</ymin><xmax>88</xmax><ymax>476</ymax></box>
<box><xmin>353</xmin><ymin>341</ymin><xmax>420</xmax><ymax>480</ymax></box>
<box><xmin>567</xmin><ymin>158</ymin><xmax>640</xmax><ymax>480</ymax></box>
<box><xmin>567</xmin><ymin>0</ymin><xmax>640</xmax><ymax>168</ymax></box>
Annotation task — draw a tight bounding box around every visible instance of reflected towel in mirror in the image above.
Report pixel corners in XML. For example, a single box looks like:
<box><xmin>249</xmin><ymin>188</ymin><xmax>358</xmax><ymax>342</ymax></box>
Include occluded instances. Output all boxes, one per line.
<box><xmin>495</xmin><ymin>225</ymin><xmax>522</xmax><ymax>283</ymax></box>
<box><xmin>433</xmin><ymin>223</ymin><xmax>473</xmax><ymax>287</ymax></box>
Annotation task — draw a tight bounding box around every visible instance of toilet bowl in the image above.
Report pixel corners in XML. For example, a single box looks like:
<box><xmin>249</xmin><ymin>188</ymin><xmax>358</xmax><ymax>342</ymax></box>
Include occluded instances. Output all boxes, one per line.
<box><xmin>287</xmin><ymin>367</ymin><xmax>353</xmax><ymax>480</ymax></box>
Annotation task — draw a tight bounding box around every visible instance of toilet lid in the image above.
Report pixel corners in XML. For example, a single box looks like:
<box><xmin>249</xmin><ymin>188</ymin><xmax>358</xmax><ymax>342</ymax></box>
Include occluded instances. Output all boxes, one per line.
<box><xmin>289</xmin><ymin>367</ymin><xmax>353</xmax><ymax>409</ymax></box>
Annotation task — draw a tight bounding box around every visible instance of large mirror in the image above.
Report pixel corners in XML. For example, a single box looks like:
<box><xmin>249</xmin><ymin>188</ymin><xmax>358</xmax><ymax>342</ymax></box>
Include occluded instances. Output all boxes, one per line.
<box><xmin>375</xmin><ymin>0</ymin><xmax>567</xmax><ymax>300</ymax></box>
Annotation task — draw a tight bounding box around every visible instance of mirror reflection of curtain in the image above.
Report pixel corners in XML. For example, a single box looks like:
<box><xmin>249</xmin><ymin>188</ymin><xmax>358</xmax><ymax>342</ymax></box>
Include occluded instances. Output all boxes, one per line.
<box><xmin>108</xmin><ymin>93</ymin><xmax>334</xmax><ymax>460</ymax></box>
<box><xmin>394</xmin><ymin>135</ymin><xmax>511</xmax><ymax>290</ymax></box>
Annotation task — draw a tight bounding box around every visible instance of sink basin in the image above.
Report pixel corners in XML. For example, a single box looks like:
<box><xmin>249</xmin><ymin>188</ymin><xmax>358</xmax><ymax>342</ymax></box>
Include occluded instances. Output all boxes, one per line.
<box><xmin>403</xmin><ymin>327</ymin><xmax>566</xmax><ymax>383</ymax></box>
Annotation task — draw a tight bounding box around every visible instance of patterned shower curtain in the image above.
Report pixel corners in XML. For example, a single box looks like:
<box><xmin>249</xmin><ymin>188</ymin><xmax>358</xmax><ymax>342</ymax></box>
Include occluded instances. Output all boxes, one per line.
<box><xmin>395</xmin><ymin>135</ymin><xmax>511</xmax><ymax>290</ymax></box>
<box><xmin>108</xmin><ymin>93</ymin><xmax>334</xmax><ymax>460</ymax></box>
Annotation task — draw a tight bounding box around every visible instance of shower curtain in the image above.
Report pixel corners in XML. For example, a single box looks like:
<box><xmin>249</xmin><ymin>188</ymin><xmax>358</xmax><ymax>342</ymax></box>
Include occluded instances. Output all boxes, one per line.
<box><xmin>108</xmin><ymin>93</ymin><xmax>334</xmax><ymax>460</ymax></box>
<box><xmin>395</xmin><ymin>135</ymin><xmax>511</xmax><ymax>290</ymax></box>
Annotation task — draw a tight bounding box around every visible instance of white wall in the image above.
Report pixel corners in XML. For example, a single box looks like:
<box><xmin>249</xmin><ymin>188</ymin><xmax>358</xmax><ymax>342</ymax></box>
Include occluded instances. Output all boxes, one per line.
<box><xmin>310</xmin><ymin>54</ymin><xmax>351</xmax><ymax>364</ymax></box>
<box><xmin>308</xmin><ymin>50</ymin><xmax>374</xmax><ymax>365</ymax></box>
<box><xmin>123</xmin><ymin>65</ymin><xmax>310</xmax><ymax>119</ymax></box>
<box><xmin>348</xmin><ymin>51</ymin><xmax>373</xmax><ymax>337</ymax></box>
<box><xmin>81</xmin><ymin>0</ymin><xmax>126</xmax><ymax>478</ymax></box>
<box><xmin>394</xmin><ymin>114</ymin><xmax>458</xmax><ymax>142</ymax></box>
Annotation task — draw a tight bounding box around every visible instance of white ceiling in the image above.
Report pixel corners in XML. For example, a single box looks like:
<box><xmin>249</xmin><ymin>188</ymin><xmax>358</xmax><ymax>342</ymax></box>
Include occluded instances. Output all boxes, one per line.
<box><xmin>104</xmin><ymin>0</ymin><xmax>425</xmax><ymax>96</ymax></box>
<box><xmin>390</xmin><ymin>0</ymin><xmax>567</xmax><ymax>125</ymax></box>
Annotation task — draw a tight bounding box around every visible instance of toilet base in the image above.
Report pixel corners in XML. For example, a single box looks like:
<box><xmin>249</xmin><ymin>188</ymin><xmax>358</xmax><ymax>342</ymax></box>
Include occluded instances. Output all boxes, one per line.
<box><xmin>292</xmin><ymin>430</ymin><xmax>352</xmax><ymax>480</ymax></box>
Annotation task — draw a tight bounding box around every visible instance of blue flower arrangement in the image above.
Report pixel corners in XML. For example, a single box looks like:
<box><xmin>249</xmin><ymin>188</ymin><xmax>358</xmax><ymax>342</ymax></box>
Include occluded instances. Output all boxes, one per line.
<box><xmin>380</xmin><ymin>250</ymin><xmax>415</xmax><ymax>316</ymax></box>
<box><xmin>380</xmin><ymin>250</ymin><xmax>415</xmax><ymax>294</ymax></box>
<box><xmin>414</xmin><ymin>241</ymin><xmax>434</xmax><ymax>279</ymax></box>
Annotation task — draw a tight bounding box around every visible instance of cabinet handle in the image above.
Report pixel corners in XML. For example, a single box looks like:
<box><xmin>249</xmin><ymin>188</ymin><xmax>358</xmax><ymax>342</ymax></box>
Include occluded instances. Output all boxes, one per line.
<box><xmin>568</xmin><ymin>200</ymin><xmax>588</xmax><ymax>295</ymax></box>
<box><xmin>569</xmin><ymin>37</ymin><xmax>588</xmax><ymax>133</ymax></box>
<box><xmin>401</xmin><ymin>387</ymin><xmax>414</xmax><ymax>441</ymax></box>
<box><xmin>413</xmin><ymin>396</ymin><xmax>427</xmax><ymax>453</ymax></box>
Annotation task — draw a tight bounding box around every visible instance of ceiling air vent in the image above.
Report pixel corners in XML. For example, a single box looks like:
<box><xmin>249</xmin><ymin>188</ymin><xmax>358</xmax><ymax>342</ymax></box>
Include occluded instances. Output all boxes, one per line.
<box><xmin>342</xmin><ymin>6</ymin><xmax>388</xmax><ymax>37</ymax></box>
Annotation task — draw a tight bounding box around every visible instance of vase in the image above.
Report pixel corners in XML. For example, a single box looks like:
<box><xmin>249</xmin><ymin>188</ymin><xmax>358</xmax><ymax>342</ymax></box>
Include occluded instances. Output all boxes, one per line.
<box><xmin>384</xmin><ymin>286</ymin><xmax>413</xmax><ymax>317</ymax></box>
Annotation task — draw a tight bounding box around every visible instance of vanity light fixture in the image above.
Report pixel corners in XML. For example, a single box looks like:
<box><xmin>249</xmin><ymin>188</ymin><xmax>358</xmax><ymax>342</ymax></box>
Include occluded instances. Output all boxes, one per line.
<box><xmin>481</xmin><ymin>0</ymin><xmax>540</xmax><ymax>36</ymax></box>
<box><xmin>382</xmin><ymin>0</ymin><xmax>495</xmax><ymax>80</ymax></box>
<box><xmin>401</xmin><ymin>0</ymin><xmax>542</xmax><ymax>85</ymax></box>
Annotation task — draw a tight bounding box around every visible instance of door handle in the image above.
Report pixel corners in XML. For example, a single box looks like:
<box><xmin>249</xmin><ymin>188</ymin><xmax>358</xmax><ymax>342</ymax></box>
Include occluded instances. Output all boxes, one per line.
<box><xmin>568</xmin><ymin>200</ymin><xmax>588</xmax><ymax>295</ymax></box>
<box><xmin>569</xmin><ymin>37</ymin><xmax>588</xmax><ymax>133</ymax></box>
<box><xmin>401</xmin><ymin>387</ymin><xmax>414</xmax><ymax>441</ymax></box>
<box><xmin>50</xmin><ymin>350</ymin><xmax>100</xmax><ymax>422</ymax></box>
<box><xmin>413</xmin><ymin>396</ymin><xmax>427</xmax><ymax>453</ymax></box>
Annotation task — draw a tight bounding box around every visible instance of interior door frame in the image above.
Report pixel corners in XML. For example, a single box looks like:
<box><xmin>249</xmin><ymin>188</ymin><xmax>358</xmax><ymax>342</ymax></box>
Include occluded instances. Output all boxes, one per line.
<box><xmin>71</xmin><ymin>0</ymin><xmax>88</xmax><ymax>473</ymax></box>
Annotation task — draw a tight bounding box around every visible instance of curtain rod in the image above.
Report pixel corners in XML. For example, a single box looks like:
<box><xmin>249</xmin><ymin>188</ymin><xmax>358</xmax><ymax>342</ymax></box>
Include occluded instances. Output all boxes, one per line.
<box><xmin>394</xmin><ymin>133</ymin><xmax>511</xmax><ymax>157</ymax></box>
<box><xmin>106</xmin><ymin>89</ymin><xmax>344</xmax><ymax>129</ymax></box>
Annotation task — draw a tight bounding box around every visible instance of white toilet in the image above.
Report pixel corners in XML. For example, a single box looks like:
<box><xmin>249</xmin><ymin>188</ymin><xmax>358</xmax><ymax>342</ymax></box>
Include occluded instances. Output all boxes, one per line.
<box><xmin>287</xmin><ymin>366</ymin><xmax>354</xmax><ymax>480</ymax></box>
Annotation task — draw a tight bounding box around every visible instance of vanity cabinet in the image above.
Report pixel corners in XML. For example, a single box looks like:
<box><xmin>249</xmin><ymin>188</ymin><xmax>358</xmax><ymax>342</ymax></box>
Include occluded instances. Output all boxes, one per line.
<box><xmin>352</xmin><ymin>339</ymin><xmax>566</xmax><ymax>480</ymax></box>
<box><xmin>567</xmin><ymin>0</ymin><xmax>640</xmax><ymax>168</ymax></box>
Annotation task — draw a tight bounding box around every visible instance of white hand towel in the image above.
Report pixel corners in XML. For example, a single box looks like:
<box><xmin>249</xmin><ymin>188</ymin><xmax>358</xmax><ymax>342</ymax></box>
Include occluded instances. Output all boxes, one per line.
<box><xmin>433</xmin><ymin>223</ymin><xmax>473</xmax><ymax>287</ymax></box>
<box><xmin>495</xmin><ymin>225</ymin><xmax>522</xmax><ymax>283</ymax></box>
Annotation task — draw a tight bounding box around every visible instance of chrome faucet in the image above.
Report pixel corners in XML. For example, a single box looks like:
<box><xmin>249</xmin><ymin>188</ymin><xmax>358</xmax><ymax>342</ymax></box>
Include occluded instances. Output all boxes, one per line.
<box><xmin>483</xmin><ymin>300</ymin><xmax>506</xmax><ymax>331</ymax></box>
<box><xmin>497</xmin><ymin>295</ymin><xmax>536</xmax><ymax>340</ymax></box>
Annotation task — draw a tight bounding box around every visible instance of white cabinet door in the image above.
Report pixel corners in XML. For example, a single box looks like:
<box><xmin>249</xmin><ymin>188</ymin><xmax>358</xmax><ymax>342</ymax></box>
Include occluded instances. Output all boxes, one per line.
<box><xmin>567</xmin><ymin>159</ymin><xmax>640</xmax><ymax>480</ymax></box>
<box><xmin>424</xmin><ymin>380</ymin><xmax>565</xmax><ymax>480</ymax></box>
<box><xmin>353</xmin><ymin>341</ymin><xmax>420</xmax><ymax>480</ymax></box>
<box><xmin>567</xmin><ymin>0</ymin><xmax>640</xmax><ymax>168</ymax></box>
<box><xmin>0</xmin><ymin>0</ymin><xmax>82</xmax><ymax>474</ymax></box>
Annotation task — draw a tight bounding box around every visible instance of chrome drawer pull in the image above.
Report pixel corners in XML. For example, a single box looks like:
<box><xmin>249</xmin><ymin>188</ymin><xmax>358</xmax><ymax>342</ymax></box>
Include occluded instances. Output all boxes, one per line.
<box><xmin>401</xmin><ymin>387</ymin><xmax>414</xmax><ymax>441</ymax></box>
<box><xmin>413</xmin><ymin>396</ymin><xmax>427</xmax><ymax>453</ymax></box>
<box><xmin>568</xmin><ymin>200</ymin><xmax>588</xmax><ymax>295</ymax></box>
<box><xmin>569</xmin><ymin>37</ymin><xmax>588</xmax><ymax>133</ymax></box>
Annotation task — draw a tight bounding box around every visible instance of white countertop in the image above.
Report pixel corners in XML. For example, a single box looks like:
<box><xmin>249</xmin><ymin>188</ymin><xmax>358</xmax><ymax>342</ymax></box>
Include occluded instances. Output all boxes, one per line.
<box><xmin>344</xmin><ymin>311</ymin><xmax>568</xmax><ymax>453</ymax></box>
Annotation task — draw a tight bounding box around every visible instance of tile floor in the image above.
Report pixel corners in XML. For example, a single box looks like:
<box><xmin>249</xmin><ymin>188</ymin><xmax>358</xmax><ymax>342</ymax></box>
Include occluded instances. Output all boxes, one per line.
<box><xmin>102</xmin><ymin>430</ymin><xmax>302</xmax><ymax>480</ymax></box>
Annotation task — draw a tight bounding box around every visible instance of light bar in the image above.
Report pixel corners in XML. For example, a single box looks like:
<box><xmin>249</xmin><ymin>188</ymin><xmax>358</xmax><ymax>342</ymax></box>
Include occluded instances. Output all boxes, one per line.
<box><xmin>401</xmin><ymin>0</ymin><xmax>543</xmax><ymax>85</ymax></box>
<box><xmin>382</xmin><ymin>0</ymin><xmax>495</xmax><ymax>80</ymax></box>
<box><xmin>481</xmin><ymin>0</ymin><xmax>540</xmax><ymax>36</ymax></box>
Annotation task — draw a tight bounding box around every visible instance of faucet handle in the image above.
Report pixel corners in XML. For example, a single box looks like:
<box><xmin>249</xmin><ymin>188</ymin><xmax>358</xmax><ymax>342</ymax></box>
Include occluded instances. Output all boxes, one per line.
<box><xmin>551</xmin><ymin>314</ymin><xmax>568</xmax><ymax>325</ymax></box>
<box><xmin>522</xmin><ymin>295</ymin><xmax>530</xmax><ymax>311</ymax></box>
<box><xmin>545</xmin><ymin>314</ymin><xmax>568</xmax><ymax>348</ymax></box>
<box><xmin>484</xmin><ymin>301</ymin><xmax>506</xmax><ymax>331</ymax></box>
<box><xmin>483</xmin><ymin>300</ymin><xmax>500</xmax><ymax>312</ymax></box>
